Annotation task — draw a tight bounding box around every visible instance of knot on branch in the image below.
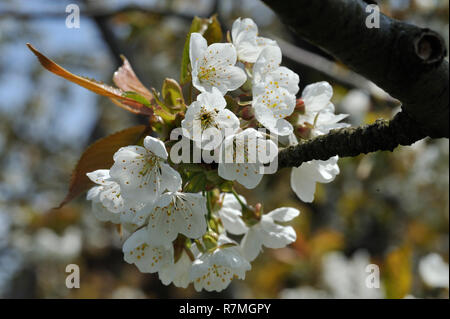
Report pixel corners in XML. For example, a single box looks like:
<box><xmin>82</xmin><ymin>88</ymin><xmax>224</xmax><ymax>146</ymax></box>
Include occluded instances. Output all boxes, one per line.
<box><xmin>414</xmin><ymin>29</ymin><xmax>447</xmax><ymax>66</ymax></box>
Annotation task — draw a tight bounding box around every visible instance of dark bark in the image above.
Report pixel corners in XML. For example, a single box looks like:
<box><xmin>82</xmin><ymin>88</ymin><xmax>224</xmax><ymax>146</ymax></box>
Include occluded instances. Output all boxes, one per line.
<box><xmin>262</xmin><ymin>0</ymin><xmax>448</xmax><ymax>138</ymax></box>
<box><xmin>278</xmin><ymin>111</ymin><xmax>426</xmax><ymax>169</ymax></box>
<box><xmin>261</xmin><ymin>0</ymin><xmax>448</xmax><ymax>167</ymax></box>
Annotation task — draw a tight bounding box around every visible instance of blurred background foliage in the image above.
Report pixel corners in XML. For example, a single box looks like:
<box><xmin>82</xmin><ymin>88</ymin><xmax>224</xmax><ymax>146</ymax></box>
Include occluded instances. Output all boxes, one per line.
<box><xmin>0</xmin><ymin>0</ymin><xmax>448</xmax><ymax>298</ymax></box>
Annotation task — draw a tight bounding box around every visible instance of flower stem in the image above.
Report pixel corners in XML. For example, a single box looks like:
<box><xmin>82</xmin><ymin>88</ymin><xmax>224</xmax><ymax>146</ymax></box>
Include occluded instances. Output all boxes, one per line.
<box><xmin>231</xmin><ymin>187</ymin><xmax>247</xmax><ymax>209</ymax></box>
<box><xmin>206</xmin><ymin>190</ymin><xmax>213</xmax><ymax>221</ymax></box>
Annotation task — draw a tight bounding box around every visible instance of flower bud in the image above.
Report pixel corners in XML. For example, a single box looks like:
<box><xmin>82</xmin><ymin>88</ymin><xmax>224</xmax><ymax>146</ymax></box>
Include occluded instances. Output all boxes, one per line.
<box><xmin>240</xmin><ymin>105</ymin><xmax>254</xmax><ymax>120</ymax></box>
<box><xmin>295</xmin><ymin>124</ymin><xmax>312</xmax><ymax>140</ymax></box>
<box><xmin>254</xmin><ymin>203</ymin><xmax>262</xmax><ymax>219</ymax></box>
<box><xmin>295</xmin><ymin>98</ymin><xmax>305</xmax><ymax>114</ymax></box>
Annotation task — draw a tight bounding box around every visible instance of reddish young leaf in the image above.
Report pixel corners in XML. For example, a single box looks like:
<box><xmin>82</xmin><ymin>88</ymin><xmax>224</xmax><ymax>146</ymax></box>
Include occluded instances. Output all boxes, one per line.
<box><xmin>113</xmin><ymin>55</ymin><xmax>154</xmax><ymax>102</ymax></box>
<box><xmin>57</xmin><ymin>125</ymin><xmax>151</xmax><ymax>208</ymax></box>
<box><xmin>26</xmin><ymin>43</ymin><xmax>153</xmax><ymax>116</ymax></box>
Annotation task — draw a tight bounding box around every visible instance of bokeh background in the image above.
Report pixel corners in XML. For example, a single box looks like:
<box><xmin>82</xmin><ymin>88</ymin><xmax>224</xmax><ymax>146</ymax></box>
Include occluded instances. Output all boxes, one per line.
<box><xmin>0</xmin><ymin>0</ymin><xmax>448</xmax><ymax>299</ymax></box>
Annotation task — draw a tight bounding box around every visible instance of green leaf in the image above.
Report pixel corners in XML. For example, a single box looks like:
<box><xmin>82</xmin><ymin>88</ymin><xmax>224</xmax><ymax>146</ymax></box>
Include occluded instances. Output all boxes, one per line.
<box><xmin>162</xmin><ymin>78</ymin><xmax>185</xmax><ymax>112</ymax></box>
<box><xmin>57</xmin><ymin>125</ymin><xmax>150</xmax><ymax>208</ymax></box>
<box><xmin>184</xmin><ymin>172</ymin><xmax>207</xmax><ymax>193</ymax></box>
<box><xmin>205</xmin><ymin>170</ymin><xmax>223</xmax><ymax>184</ymax></box>
<box><xmin>148</xmin><ymin>89</ymin><xmax>177</xmax><ymax>122</ymax></box>
<box><xmin>180</xmin><ymin>17</ymin><xmax>205</xmax><ymax>85</ymax></box>
<box><xmin>203</xmin><ymin>15</ymin><xmax>223</xmax><ymax>45</ymax></box>
<box><xmin>180</xmin><ymin>16</ymin><xmax>223</xmax><ymax>85</ymax></box>
<box><xmin>219</xmin><ymin>180</ymin><xmax>234</xmax><ymax>192</ymax></box>
<box><xmin>122</xmin><ymin>91</ymin><xmax>152</xmax><ymax>107</ymax></box>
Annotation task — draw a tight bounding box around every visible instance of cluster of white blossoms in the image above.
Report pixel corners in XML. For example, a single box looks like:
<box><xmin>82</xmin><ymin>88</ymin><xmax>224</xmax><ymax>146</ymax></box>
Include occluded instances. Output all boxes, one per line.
<box><xmin>85</xmin><ymin>17</ymin><xmax>350</xmax><ymax>292</ymax></box>
<box><xmin>289</xmin><ymin>82</ymin><xmax>350</xmax><ymax>203</ymax></box>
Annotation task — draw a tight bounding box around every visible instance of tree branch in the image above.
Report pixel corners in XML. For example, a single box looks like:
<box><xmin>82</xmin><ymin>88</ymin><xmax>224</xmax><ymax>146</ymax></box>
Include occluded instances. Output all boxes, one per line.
<box><xmin>278</xmin><ymin>111</ymin><xmax>426</xmax><ymax>169</ymax></box>
<box><xmin>259</xmin><ymin>0</ymin><xmax>448</xmax><ymax>169</ymax></box>
<box><xmin>262</xmin><ymin>0</ymin><xmax>448</xmax><ymax>141</ymax></box>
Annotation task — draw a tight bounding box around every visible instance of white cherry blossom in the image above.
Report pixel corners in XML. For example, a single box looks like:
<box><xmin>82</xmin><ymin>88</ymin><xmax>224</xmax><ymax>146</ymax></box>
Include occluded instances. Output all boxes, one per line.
<box><xmin>86</xmin><ymin>169</ymin><xmax>143</xmax><ymax>224</ymax></box>
<box><xmin>252</xmin><ymin>46</ymin><xmax>300</xmax><ymax>136</ymax></box>
<box><xmin>181</xmin><ymin>87</ymin><xmax>239</xmax><ymax>150</ymax></box>
<box><xmin>159</xmin><ymin>245</ymin><xmax>199</xmax><ymax>288</ymax></box>
<box><xmin>110</xmin><ymin>136</ymin><xmax>182</xmax><ymax>204</ymax></box>
<box><xmin>298</xmin><ymin>81</ymin><xmax>350</xmax><ymax>137</ymax></box>
<box><xmin>290</xmin><ymin>156</ymin><xmax>340</xmax><ymax>203</ymax></box>
<box><xmin>241</xmin><ymin>207</ymin><xmax>299</xmax><ymax>261</ymax></box>
<box><xmin>290</xmin><ymin>82</ymin><xmax>350</xmax><ymax>203</ymax></box>
<box><xmin>231</xmin><ymin>17</ymin><xmax>278</xmax><ymax>63</ymax></box>
<box><xmin>190</xmin><ymin>32</ymin><xmax>247</xmax><ymax>95</ymax></box>
<box><xmin>190</xmin><ymin>235</ymin><xmax>251</xmax><ymax>292</ymax></box>
<box><xmin>86</xmin><ymin>170</ymin><xmax>121</xmax><ymax>223</ymax></box>
<box><xmin>142</xmin><ymin>192</ymin><xmax>208</xmax><ymax>245</ymax></box>
<box><xmin>217</xmin><ymin>193</ymin><xmax>248</xmax><ymax>235</ymax></box>
<box><xmin>218</xmin><ymin>128</ymin><xmax>278</xmax><ymax>189</ymax></box>
<box><xmin>123</xmin><ymin>228</ymin><xmax>173</xmax><ymax>273</ymax></box>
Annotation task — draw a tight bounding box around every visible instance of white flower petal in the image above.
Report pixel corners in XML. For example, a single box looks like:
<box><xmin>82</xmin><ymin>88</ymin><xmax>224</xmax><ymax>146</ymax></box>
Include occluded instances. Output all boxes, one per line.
<box><xmin>123</xmin><ymin>228</ymin><xmax>173</xmax><ymax>273</ymax></box>
<box><xmin>86</xmin><ymin>171</ymin><xmax>139</xmax><ymax>222</ymax></box>
<box><xmin>189</xmin><ymin>32</ymin><xmax>207</xmax><ymax>69</ymax></box>
<box><xmin>241</xmin><ymin>227</ymin><xmax>263</xmax><ymax>261</ymax></box>
<box><xmin>302</xmin><ymin>81</ymin><xmax>333</xmax><ymax>113</ymax></box>
<box><xmin>191</xmin><ymin>243</ymin><xmax>251</xmax><ymax>292</ymax></box>
<box><xmin>218</xmin><ymin>193</ymin><xmax>249</xmax><ymax>235</ymax></box>
<box><xmin>218</xmin><ymin>161</ymin><xmax>239</xmax><ymax>182</ymax></box>
<box><xmin>209</xmin><ymin>66</ymin><xmax>247</xmax><ymax>95</ymax></box>
<box><xmin>144</xmin><ymin>136</ymin><xmax>168</xmax><ymax>160</ymax></box>
<box><xmin>255</xmin><ymin>36</ymin><xmax>277</xmax><ymax>49</ymax></box>
<box><xmin>86</xmin><ymin>186</ymin><xmax>101</xmax><ymax>201</ymax></box>
<box><xmin>110</xmin><ymin>143</ymin><xmax>174</xmax><ymax>204</ymax></box>
<box><xmin>267</xmin><ymin>207</ymin><xmax>300</xmax><ymax>222</ymax></box>
<box><xmin>202</xmin><ymin>43</ymin><xmax>238</xmax><ymax>68</ymax></box>
<box><xmin>266</xmin><ymin>66</ymin><xmax>300</xmax><ymax>95</ymax></box>
<box><xmin>216</xmin><ymin>109</ymin><xmax>240</xmax><ymax>134</ymax></box>
<box><xmin>182</xmin><ymin>89</ymin><xmax>239</xmax><ymax>150</ymax></box>
<box><xmin>268</xmin><ymin>119</ymin><xmax>294</xmax><ymax>137</ymax></box>
<box><xmin>231</xmin><ymin>17</ymin><xmax>279</xmax><ymax>63</ymax></box>
<box><xmin>290</xmin><ymin>157</ymin><xmax>340</xmax><ymax>203</ymax></box>
<box><xmin>110</xmin><ymin>147</ymin><xmax>160</xmax><ymax>203</ymax></box>
<box><xmin>316</xmin><ymin>157</ymin><xmax>340</xmax><ymax>183</ymax></box>
<box><xmin>147</xmin><ymin>192</ymin><xmax>208</xmax><ymax>244</ymax></box>
<box><xmin>218</xmin><ymin>128</ymin><xmax>276</xmax><ymax>189</ymax></box>
<box><xmin>160</xmin><ymin>163</ymin><xmax>182</xmax><ymax>192</ymax></box>
<box><xmin>253</xmin><ymin>46</ymin><xmax>282</xmax><ymax>83</ymax></box>
<box><xmin>159</xmin><ymin>250</ymin><xmax>194</xmax><ymax>288</ymax></box>
<box><xmin>253</xmin><ymin>97</ymin><xmax>295</xmax><ymax>136</ymax></box>
<box><xmin>91</xmin><ymin>200</ymin><xmax>121</xmax><ymax>223</ymax></box>
<box><xmin>86</xmin><ymin>169</ymin><xmax>110</xmax><ymax>185</ymax></box>
<box><xmin>222</xmin><ymin>192</ymin><xmax>246</xmax><ymax>210</ymax></box>
<box><xmin>197</xmin><ymin>87</ymin><xmax>227</xmax><ymax>110</ymax></box>
<box><xmin>290</xmin><ymin>165</ymin><xmax>317</xmax><ymax>203</ymax></box>
<box><xmin>191</xmin><ymin>38</ymin><xmax>247</xmax><ymax>95</ymax></box>
<box><xmin>232</xmin><ymin>18</ymin><xmax>258</xmax><ymax>47</ymax></box>
<box><xmin>259</xmin><ymin>216</ymin><xmax>297</xmax><ymax>249</ymax></box>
